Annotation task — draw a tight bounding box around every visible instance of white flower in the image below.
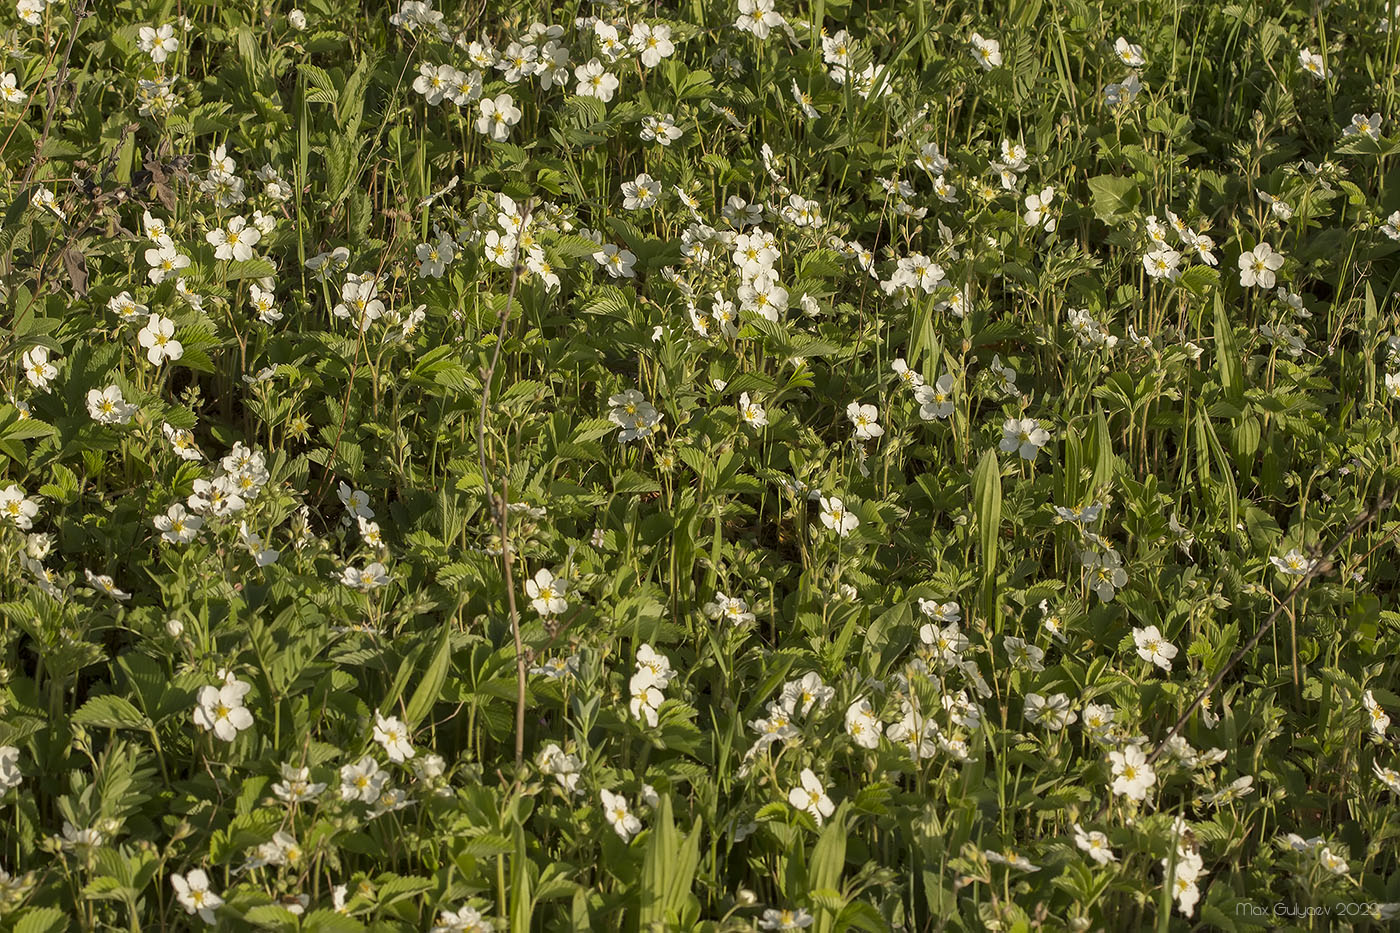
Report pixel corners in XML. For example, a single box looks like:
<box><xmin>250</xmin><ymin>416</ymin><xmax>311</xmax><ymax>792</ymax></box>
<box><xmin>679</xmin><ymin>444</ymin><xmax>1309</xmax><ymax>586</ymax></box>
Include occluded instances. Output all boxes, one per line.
<box><xmin>84</xmin><ymin>569</ymin><xmax>131</xmax><ymax>601</ymax></box>
<box><xmin>1364</xmin><ymin>690</ymin><xmax>1391</xmax><ymax>735</ymax></box>
<box><xmin>193</xmin><ymin>680</ymin><xmax>254</xmax><ymax>742</ymax></box>
<box><xmin>205</xmin><ymin>215</ymin><xmax>261</xmax><ymax>262</ymax></box>
<box><xmin>984</xmin><ymin>848</ymin><xmax>1039</xmax><ymax>871</ymax></box>
<box><xmin>601</xmin><ymin>788</ymin><xmax>641</xmax><ymax>841</ymax></box>
<box><xmin>844</xmin><ymin>698</ymin><xmax>882</xmax><ymax>749</ymax></box>
<box><xmin>1114</xmin><ymin>37</ymin><xmax>1145</xmax><ymax>67</ymax></box>
<box><xmin>1108</xmin><ymin>744</ymin><xmax>1156</xmax><ymax>801</ymax></box>
<box><xmin>1133</xmin><ymin>625</ymin><xmax>1178</xmax><ymax>672</ymax></box>
<box><xmin>1338</xmin><ymin>112</ymin><xmax>1383</xmax><ymax>140</ymax></box>
<box><xmin>0</xmin><ymin>72</ymin><xmax>26</xmax><ymax>106</ymax></box>
<box><xmin>537</xmin><ymin>743</ymin><xmax>583</xmax><ymax>794</ymax></box>
<box><xmin>628</xmin><ymin>670</ymin><xmax>664</xmax><ymax>727</ymax></box>
<box><xmin>1238</xmin><ymin>242</ymin><xmax>1284</xmax><ymax>289</ymax></box>
<box><xmin>758</xmin><ymin>908</ymin><xmax>815</xmax><ymax>931</ymax></box>
<box><xmin>819</xmin><ymin>496</ymin><xmax>859</xmax><ymax>537</ymax></box>
<box><xmin>272</xmin><ymin>763</ymin><xmax>326</xmax><ymax>803</ymax></box>
<box><xmin>171</xmin><ymin>869</ymin><xmax>223</xmax><ymax>924</ymax></box>
<box><xmin>0</xmin><ymin>485</ymin><xmax>39</xmax><ymax>531</ymax></box>
<box><xmin>1269</xmin><ymin>548</ymin><xmax>1316</xmax><ymax>576</ymax></box>
<box><xmin>1073</xmin><ymin>824</ymin><xmax>1118</xmax><ymax>865</ymax></box>
<box><xmin>154</xmin><ymin>503</ymin><xmax>203</xmax><ymax>544</ymax></box>
<box><xmin>1000</xmin><ymin>417</ymin><xmax>1050</xmax><ymax>460</ymax></box>
<box><xmin>640</xmin><ymin>112</ymin><xmax>683</xmax><ymax>146</ymax></box>
<box><xmin>1382</xmin><ymin>210</ymin><xmax>1400</xmax><ymax>240</ymax></box>
<box><xmin>1142</xmin><ymin>248</ymin><xmax>1181</xmax><ymax>280</ymax></box>
<box><xmin>1298</xmin><ymin>48</ymin><xmax>1332</xmax><ymax>80</ymax></box>
<box><xmin>87</xmin><ymin>385</ymin><xmax>137</xmax><ymax>425</ymax></box>
<box><xmin>1318</xmin><ymin>846</ymin><xmax>1349</xmax><ymax>875</ymax></box>
<box><xmin>574</xmin><ymin>58</ymin><xmax>619</xmax><ymax>101</ymax></box>
<box><xmin>1023</xmin><ymin>187</ymin><xmax>1056</xmax><ymax>231</ymax></box>
<box><xmin>338</xmin><ymin>482</ymin><xmax>375</xmax><ymax>519</ymax></box>
<box><xmin>337</xmin><ymin>562</ymin><xmax>391</xmax><ymax>590</ymax></box>
<box><xmin>332</xmin><ymin>273</ymin><xmax>385</xmax><ymax>328</ymax></box>
<box><xmin>21</xmin><ymin>346</ymin><xmax>57</xmax><ymax>389</ymax></box>
<box><xmin>138</xmin><ymin>313</ymin><xmax>184</xmax><ymax>365</ymax></box>
<box><xmin>705</xmin><ymin>591</ymin><xmax>756</xmax><ymax>626</ymax></box>
<box><xmin>526</xmin><ymin>568</ymin><xmax>568</xmax><ymax>615</ymax></box>
<box><xmin>846</xmin><ymin>401</ymin><xmax>883</xmax><ymax>440</ymax></box>
<box><xmin>636</xmin><ymin>642</ymin><xmax>674</xmax><ymax>683</ymax></box>
<box><xmin>629</xmin><ymin>23</ymin><xmax>674</xmax><ymax>67</ymax></box>
<box><xmin>787</xmin><ymin>768</ymin><xmax>835</xmax><ymax>824</ymax></box>
<box><xmin>738</xmin><ymin>392</ymin><xmax>768</xmax><ymax>429</ymax></box>
<box><xmin>736</xmin><ymin>0</ymin><xmax>785</xmax><ymax>39</ymax></box>
<box><xmin>621</xmin><ymin>173</ymin><xmax>661</xmax><ymax>210</ymax></box>
<box><xmin>340</xmin><ymin>754</ymin><xmax>387</xmax><ymax>802</ymax></box>
<box><xmin>431</xmin><ymin>906</ymin><xmax>495</xmax><ymax>933</ymax></box>
<box><xmin>970</xmin><ymin>33</ymin><xmax>1002</xmax><ymax>70</ymax></box>
<box><xmin>594</xmin><ymin>242</ymin><xmax>638</xmax><ymax>279</ymax></box>
<box><xmin>914</xmin><ymin>374</ymin><xmax>955</xmax><ymax>420</ymax></box>
<box><xmin>1024</xmin><ymin>692</ymin><xmax>1077</xmax><ymax>730</ymax></box>
<box><xmin>373</xmin><ymin>710</ymin><xmax>415</xmax><ymax>762</ymax></box>
<box><xmin>0</xmin><ymin>746</ymin><xmax>21</xmax><ymax>793</ymax></box>
<box><xmin>1082</xmin><ymin>548</ymin><xmax>1129</xmax><ymax>602</ymax></box>
<box><xmin>780</xmin><ymin>672</ymin><xmax>834</xmax><ymax>717</ymax></box>
<box><xmin>476</xmin><ymin>93</ymin><xmax>522</xmax><ymax>140</ymax></box>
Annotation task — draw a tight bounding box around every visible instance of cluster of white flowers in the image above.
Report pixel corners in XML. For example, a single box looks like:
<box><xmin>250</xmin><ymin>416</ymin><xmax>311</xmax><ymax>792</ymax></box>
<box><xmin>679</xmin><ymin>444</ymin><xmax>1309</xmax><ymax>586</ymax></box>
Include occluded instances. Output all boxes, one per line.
<box><xmin>1162</xmin><ymin>823</ymin><xmax>1207</xmax><ymax>917</ymax></box>
<box><xmin>628</xmin><ymin>643</ymin><xmax>674</xmax><ymax>727</ymax></box>
<box><xmin>607</xmin><ymin>388</ymin><xmax>663</xmax><ymax>443</ymax></box>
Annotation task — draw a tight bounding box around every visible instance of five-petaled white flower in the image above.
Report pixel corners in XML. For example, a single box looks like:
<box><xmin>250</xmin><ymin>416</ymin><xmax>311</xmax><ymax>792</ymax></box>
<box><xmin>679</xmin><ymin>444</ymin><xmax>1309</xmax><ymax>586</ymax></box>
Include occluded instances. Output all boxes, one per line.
<box><xmin>88</xmin><ymin>385</ymin><xmax>138</xmax><ymax>425</ymax></box>
<box><xmin>526</xmin><ymin>568</ymin><xmax>569</xmax><ymax>615</ymax></box>
<box><xmin>476</xmin><ymin>93</ymin><xmax>522</xmax><ymax>141</ymax></box>
<box><xmin>138</xmin><ymin>313</ymin><xmax>184</xmax><ymax>365</ymax></box>
<box><xmin>1109</xmin><ymin>744</ymin><xmax>1156</xmax><ymax>800</ymax></box>
<box><xmin>1270</xmin><ymin>548</ymin><xmax>1316</xmax><ymax>576</ymax></box>
<box><xmin>1238</xmin><ymin>242</ymin><xmax>1285</xmax><ymax>289</ymax></box>
<box><xmin>171</xmin><ymin>869</ymin><xmax>223</xmax><ymax>924</ymax></box>
<box><xmin>846</xmin><ymin>401</ymin><xmax>883</xmax><ymax>441</ymax></box>
<box><xmin>193</xmin><ymin>679</ymin><xmax>254</xmax><ymax>742</ymax></box>
<box><xmin>601</xmin><ymin>788</ymin><xmax>642</xmax><ymax>841</ymax></box>
<box><xmin>819</xmin><ymin>495</ymin><xmax>860</xmax><ymax>537</ymax></box>
<box><xmin>0</xmin><ymin>485</ymin><xmax>39</xmax><ymax>531</ymax></box>
<box><xmin>1000</xmin><ymin>417</ymin><xmax>1051</xmax><ymax>460</ymax></box>
<box><xmin>373</xmin><ymin>710</ymin><xmax>415</xmax><ymax>762</ymax></box>
<box><xmin>205</xmin><ymin>215</ymin><xmax>262</xmax><ymax>262</ymax></box>
<box><xmin>970</xmin><ymin>33</ymin><xmax>1002</xmax><ymax>70</ymax></box>
<box><xmin>1133</xmin><ymin>625</ymin><xmax>1178</xmax><ymax>672</ymax></box>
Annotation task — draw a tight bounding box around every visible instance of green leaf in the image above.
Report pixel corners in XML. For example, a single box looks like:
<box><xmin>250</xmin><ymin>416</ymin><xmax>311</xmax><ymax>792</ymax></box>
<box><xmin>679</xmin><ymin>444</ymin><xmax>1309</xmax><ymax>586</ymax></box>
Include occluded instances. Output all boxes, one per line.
<box><xmin>639</xmin><ymin>795</ymin><xmax>701</xmax><ymax>928</ymax></box>
<box><xmin>403</xmin><ymin>626</ymin><xmax>453</xmax><ymax>729</ymax></box>
<box><xmin>809</xmin><ymin>805</ymin><xmax>849</xmax><ymax>933</ymax></box>
<box><xmin>225</xmin><ymin>258</ymin><xmax>278</xmax><ymax>280</ymax></box>
<box><xmin>13</xmin><ymin>907</ymin><xmax>68</xmax><ymax>933</ymax></box>
<box><xmin>37</xmin><ymin>461</ymin><xmax>79</xmax><ymax>504</ymax></box>
<box><xmin>72</xmin><ymin>695</ymin><xmax>151</xmax><ymax>731</ymax></box>
<box><xmin>303</xmin><ymin>910</ymin><xmax>367</xmax><ymax>933</ymax></box>
<box><xmin>1213</xmin><ymin>292</ymin><xmax>1244</xmax><ymax>404</ymax></box>
<box><xmin>1087</xmin><ymin>175</ymin><xmax>1141</xmax><ymax>223</ymax></box>
<box><xmin>973</xmin><ymin>450</ymin><xmax>1002</xmax><ymax>627</ymax></box>
<box><xmin>510</xmin><ymin>821</ymin><xmax>534</xmax><ymax>933</ymax></box>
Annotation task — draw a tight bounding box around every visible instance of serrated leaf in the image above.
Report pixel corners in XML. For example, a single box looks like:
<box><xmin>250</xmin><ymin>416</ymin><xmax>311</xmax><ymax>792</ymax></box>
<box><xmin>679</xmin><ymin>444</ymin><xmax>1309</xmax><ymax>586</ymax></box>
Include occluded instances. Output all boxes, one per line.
<box><xmin>225</xmin><ymin>258</ymin><xmax>278</xmax><ymax>280</ymax></box>
<box><xmin>73</xmin><ymin>695</ymin><xmax>151</xmax><ymax>731</ymax></box>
